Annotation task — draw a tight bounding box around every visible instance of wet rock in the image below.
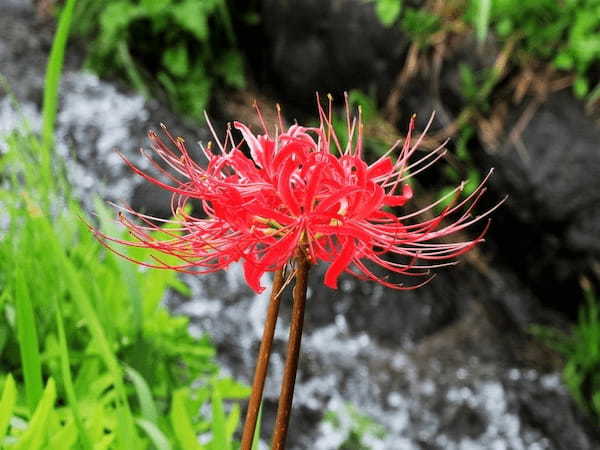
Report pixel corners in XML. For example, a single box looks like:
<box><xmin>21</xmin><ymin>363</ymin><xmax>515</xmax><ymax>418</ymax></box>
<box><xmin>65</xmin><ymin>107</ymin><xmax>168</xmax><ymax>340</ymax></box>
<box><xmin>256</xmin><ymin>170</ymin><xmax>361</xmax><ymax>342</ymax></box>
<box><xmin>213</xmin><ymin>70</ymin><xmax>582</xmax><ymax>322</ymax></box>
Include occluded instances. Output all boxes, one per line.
<box><xmin>396</xmin><ymin>33</ymin><xmax>600</xmax><ymax>313</ymax></box>
<box><xmin>260</xmin><ymin>0</ymin><xmax>409</xmax><ymax>107</ymax></box>
<box><xmin>478</xmin><ymin>91</ymin><xmax>600</xmax><ymax>311</ymax></box>
<box><xmin>0</xmin><ymin>0</ymin><xmax>50</xmax><ymax>104</ymax></box>
<box><xmin>306</xmin><ymin>265</ymin><xmax>459</xmax><ymax>347</ymax></box>
<box><xmin>490</xmin><ymin>91</ymin><xmax>600</xmax><ymax>226</ymax></box>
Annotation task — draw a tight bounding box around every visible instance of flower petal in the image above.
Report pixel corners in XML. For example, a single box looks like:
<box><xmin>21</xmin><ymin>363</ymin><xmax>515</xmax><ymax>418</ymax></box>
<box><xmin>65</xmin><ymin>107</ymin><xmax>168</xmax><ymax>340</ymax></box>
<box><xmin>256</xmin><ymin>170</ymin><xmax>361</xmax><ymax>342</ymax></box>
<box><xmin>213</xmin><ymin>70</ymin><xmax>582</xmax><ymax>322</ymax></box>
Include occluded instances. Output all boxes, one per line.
<box><xmin>324</xmin><ymin>238</ymin><xmax>355</xmax><ymax>289</ymax></box>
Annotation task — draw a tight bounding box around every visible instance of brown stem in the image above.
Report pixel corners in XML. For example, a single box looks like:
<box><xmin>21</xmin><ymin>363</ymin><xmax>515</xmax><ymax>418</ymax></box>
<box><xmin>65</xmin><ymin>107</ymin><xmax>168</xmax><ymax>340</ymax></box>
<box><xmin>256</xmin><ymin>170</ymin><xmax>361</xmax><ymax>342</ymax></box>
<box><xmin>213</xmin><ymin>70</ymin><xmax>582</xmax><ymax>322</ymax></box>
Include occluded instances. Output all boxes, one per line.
<box><xmin>271</xmin><ymin>252</ymin><xmax>311</xmax><ymax>450</ymax></box>
<box><xmin>240</xmin><ymin>269</ymin><xmax>285</xmax><ymax>450</ymax></box>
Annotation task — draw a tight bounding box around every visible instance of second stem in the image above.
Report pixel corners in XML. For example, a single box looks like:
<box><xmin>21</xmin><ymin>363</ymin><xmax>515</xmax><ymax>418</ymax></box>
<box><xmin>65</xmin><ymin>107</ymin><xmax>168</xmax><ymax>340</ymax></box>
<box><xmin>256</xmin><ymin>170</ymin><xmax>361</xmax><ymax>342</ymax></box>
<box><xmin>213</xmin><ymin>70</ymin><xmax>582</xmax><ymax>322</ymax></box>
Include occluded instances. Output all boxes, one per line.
<box><xmin>271</xmin><ymin>251</ymin><xmax>311</xmax><ymax>449</ymax></box>
<box><xmin>240</xmin><ymin>269</ymin><xmax>285</xmax><ymax>450</ymax></box>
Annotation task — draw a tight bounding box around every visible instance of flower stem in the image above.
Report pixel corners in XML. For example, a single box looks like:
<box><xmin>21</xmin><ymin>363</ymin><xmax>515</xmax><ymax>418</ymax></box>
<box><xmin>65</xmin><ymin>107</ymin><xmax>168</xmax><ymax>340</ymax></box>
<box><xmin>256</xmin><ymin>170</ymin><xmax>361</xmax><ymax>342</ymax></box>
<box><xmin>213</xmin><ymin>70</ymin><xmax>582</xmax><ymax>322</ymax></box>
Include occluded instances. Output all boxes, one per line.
<box><xmin>240</xmin><ymin>269</ymin><xmax>285</xmax><ymax>450</ymax></box>
<box><xmin>271</xmin><ymin>252</ymin><xmax>311</xmax><ymax>450</ymax></box>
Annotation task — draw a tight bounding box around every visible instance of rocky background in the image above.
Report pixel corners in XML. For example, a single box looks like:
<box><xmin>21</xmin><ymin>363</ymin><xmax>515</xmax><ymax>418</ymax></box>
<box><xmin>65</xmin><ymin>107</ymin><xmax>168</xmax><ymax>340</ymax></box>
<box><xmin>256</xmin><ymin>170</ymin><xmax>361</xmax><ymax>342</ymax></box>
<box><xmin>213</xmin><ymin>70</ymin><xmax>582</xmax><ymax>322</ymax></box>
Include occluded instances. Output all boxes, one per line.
<box><xmin>2</xmin><ymin>0</ymin><xmax>600</xmax><ymax>449</ymax></box>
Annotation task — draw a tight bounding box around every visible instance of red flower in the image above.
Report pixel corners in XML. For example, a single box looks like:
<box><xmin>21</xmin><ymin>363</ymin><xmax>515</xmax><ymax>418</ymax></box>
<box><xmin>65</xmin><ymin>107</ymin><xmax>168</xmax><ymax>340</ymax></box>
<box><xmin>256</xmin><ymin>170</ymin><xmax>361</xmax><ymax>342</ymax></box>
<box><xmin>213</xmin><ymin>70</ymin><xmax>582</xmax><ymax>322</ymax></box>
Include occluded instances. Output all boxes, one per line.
<box><xmin>95</xmin><ymin>97</ymin><xmax>501</xmax><ymax>293</ymax></box>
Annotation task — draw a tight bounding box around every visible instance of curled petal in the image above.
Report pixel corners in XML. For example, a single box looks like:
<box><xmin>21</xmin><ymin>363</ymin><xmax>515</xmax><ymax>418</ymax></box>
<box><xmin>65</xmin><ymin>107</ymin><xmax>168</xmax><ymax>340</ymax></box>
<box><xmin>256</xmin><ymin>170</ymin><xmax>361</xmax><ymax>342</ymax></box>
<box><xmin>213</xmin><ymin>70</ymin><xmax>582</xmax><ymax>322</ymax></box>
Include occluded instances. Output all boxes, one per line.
<box><xmin>324</xmin><ymin>238</ymin><xmax>356</xmax><ymax>289</ymax></box>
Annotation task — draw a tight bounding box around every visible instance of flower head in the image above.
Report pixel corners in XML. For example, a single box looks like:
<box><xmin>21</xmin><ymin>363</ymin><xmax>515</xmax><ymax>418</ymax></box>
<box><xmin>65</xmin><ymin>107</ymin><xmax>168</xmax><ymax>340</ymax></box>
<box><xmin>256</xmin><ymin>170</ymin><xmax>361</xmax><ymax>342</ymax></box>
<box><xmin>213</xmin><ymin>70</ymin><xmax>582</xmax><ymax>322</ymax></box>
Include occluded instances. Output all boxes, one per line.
<box><xmin>95</xmin><ymin>96</ymin><xmax>500</xmax><ymax>293</ymax></box>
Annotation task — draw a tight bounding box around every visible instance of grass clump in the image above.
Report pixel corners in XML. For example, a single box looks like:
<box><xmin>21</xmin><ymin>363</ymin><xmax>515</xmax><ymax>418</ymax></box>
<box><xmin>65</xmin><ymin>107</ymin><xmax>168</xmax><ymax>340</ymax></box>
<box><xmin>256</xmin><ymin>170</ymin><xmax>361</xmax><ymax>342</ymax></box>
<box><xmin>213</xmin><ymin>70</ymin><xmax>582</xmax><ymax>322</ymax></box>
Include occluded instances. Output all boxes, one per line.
<box><xmin>0</xmin><ymin>124</ymin><xmax>251</xmax><ymax>449</ymax></box>
<box><xmin>465</xmin><ymin>0</ymin><xmax>600</xmax><ymax>99</ymax></box>
<box><xmin>371</xmin><ymin>0</ymin><xmax>600</xmax><ymax>101</ymax></box>
<box><xmin>371</xmin><ymin>0</ymin><xmax>441</xmax><ymax>47</ymax></box>
<box><xmin>531</xmin><ymin>279</ymin><xmax>600</xmax><ymax>424</ymax></box>
<box><xmin>71</xmin><ymin>0</ymin><xmax>245</xmax><ymax>121</ymax></box>
<box><xmin>0</xmin><ymin>1</ymin><xmax>253</xmax><ymax>447</ymax></box>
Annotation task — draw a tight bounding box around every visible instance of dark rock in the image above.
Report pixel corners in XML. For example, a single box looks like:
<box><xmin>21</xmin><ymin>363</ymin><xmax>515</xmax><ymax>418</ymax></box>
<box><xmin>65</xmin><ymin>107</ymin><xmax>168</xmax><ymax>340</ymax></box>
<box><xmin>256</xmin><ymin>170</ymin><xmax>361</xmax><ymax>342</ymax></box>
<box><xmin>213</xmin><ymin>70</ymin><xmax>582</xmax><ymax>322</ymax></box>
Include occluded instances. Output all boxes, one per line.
<box><xmin>260</xmin><ymin>0</ymin><xmax>409</xmax><ymax>107</ymax></box>
<box><xmin>491</xmin><ymin>91</ymin><xmax>600</xmax><ymax>226</ymax></box>
<box><xmin>307</xmin><ymin>264</ymin><xmax>459</xmax><ymax>347</ymax></box>
<box><xmin>478</xmin><ymin>90</ymin><xmax>600</xmax><ymax>313</ymax></box>
<box><xmin>0</xmin><ymin>1</ymin><xmax>51</xmax><ymax>104</ymax></box>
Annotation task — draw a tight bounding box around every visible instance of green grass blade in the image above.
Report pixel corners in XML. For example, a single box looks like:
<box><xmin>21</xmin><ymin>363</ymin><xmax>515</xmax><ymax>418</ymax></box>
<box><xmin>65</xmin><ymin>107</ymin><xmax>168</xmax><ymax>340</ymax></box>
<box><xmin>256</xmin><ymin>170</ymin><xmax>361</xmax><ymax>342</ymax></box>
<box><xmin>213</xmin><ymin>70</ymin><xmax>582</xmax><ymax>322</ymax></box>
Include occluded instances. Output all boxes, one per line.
<box><xmin>474</xmin><ymin>0</ymin><xmax>491</xmax><ymax>45</ymax></box>
<box><xmin>126</xmin><ymin>366</ymin><xmax>159</xmax><ymax>424</ymax></box>
<box><xmin>36</xmin><ymin>216</ymin><xmax>141</xmax><ymax>448</ymax></box>
<box><xmin>52</xmin><ymin>292</ymin><xmax>93</xmax><ymax>448</ymax></box>
<box><xmin>93</xmin><ymin>433</ymin><xmax>116</xmax><ymax>450</ymax></box>
<box><xmin>117</xmin><ymin>41</ymin><xmax>150</xmax><ymax>98</ymax></box>
<box><xmin>170</xmin><ymin>388</ymin><xmax>203</xmax><ymax>450</ymax></box>
<box><xmin>48</xmin><ymin>417</ymin><xmax>78</xmax><ymax>449</ymax></box>
<box><xmin>250</xmin><ymin>404</ymin><xmax>263</xmax><ymax>450</ymax></box>
<box><xmin>60</xmin><ymin>254</ymin><xmax>141</xmax><ymax>449</ymax></box>
<box><xmin>210</xmin><ymin>389</ymin><xmax>228</xmax><ymax>450</ymax></box>
<box><xmin>0</xmin><ymin>374</ymin><xmax>17</xmax><ymax>440</ymax></box>
<box><xmin>135</xmin><ymin>418</ymin><xmax>172</xmax><ymax>450</ymax></box>
<box><xmin>42</xmin><ymin>0</ymin><xmax>78</xmax><ymax>156</ymax></box>
<box><xmin>15</xmin><ymin>265</ymin><xmax>44</xmax><ymax>412</ymax></box>
<box><xmin>14</xmin><ymin>378</ymin><xmax>57</xmax><ymax>450</ymax></box>
<box><xmin>224</xmin><ymin>403</ymin><xmax>240</xmax><ymax>439</ymax></box>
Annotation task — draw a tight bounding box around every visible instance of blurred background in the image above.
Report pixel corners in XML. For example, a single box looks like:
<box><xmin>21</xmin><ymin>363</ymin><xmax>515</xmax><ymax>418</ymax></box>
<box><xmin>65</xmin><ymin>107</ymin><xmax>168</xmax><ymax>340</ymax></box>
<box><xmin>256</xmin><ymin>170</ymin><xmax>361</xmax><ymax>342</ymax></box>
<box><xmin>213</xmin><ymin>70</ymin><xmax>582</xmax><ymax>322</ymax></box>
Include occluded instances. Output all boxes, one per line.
<box><xmin>1</xmin><ymin>0</ymin><xmax>600</xmax><ymax>449</ymax></box>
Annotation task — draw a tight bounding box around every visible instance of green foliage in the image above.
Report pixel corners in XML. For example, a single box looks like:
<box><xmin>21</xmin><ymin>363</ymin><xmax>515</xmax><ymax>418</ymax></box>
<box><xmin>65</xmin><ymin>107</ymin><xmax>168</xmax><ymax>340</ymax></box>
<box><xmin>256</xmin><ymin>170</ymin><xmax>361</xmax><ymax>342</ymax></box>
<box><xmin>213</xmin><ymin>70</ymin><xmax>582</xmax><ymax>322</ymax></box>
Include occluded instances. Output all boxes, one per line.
<box><xmin>373</xmin><ymin>0</ymin><xmax>403</xmax><ymax>27</ymax></box>
<box><xmin>370</xmin><ymin>0</ymin><xmax>440</xmax><ymax>47</ymax></box>
<box><xmin>531</xmin><ymin>280</ymin><xmax>600</xmax><ymax>423</ymax></box>
<box><xmin>458</xmin><ymin>63</ymin><xmax>503</xmax><ymax>113</ymax></box>
<box><xmin>399</xmin><ymin>8</ymin><xmax>441</xmax><ymax>47</ymax></box>
<box><xmin>471</xmin><ymin>0</ymin><xmax>491</xmax><ymax>46</ymax></box>
<box><xmin>465</xmin><ymin>0</ymin><xmax>600</xmax><ymax>99</ymax></box>
<box><xmin>0</xmin><ymin>124</ymin><xmax>250</xmax><ymax>448</ymax></box>
<box><xmin>371</xmin><ymin>1</ymin><xmax>600</xmax><ymax>100</ymax></box>
<box><xmin>0</xmin><ymin>3</ymin><xmax>249</xmax><ymax>447</ymax></box>
<box><xmin>324</xmin><ymin>404</ymin><xmax>387</xmax><ymax>450</ymax></box>
<box><xmin>436</xmin><ymin>122</ymin><xmax>482</xmax><ymax>211</ymax></box>
<box><xmin>72</xmin><ymin>0</ymin><xmax>245</xmax><ymax>121</ymax></box>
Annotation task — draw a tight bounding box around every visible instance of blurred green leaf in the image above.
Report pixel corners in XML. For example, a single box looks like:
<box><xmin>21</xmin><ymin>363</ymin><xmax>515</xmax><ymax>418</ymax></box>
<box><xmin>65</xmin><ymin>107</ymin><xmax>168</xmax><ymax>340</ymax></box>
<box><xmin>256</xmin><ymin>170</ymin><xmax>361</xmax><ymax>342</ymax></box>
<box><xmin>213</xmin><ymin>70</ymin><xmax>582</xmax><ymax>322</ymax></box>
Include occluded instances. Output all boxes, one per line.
<box><xmin>401</xmin><ymin>8</ymin><xmax>440</xmax><ymax>46</ymax></box>
<box><xmin>574</xmin><ymin>76</ymin><xmax>589</xmax><ymax>98</ymax></box>
<box><xmin>0</xmin><ymin>374</ymin><xmax>17</xmax><ymax>440</ymax></box>
<box><xmin>375</xmin><ymin>0</ymin><xmax>402</xmax><ymax>27</ymax></box>
<box><xmin>459</xmin><ymin>64</ymin><xmax>477</xmax><ymax>101</ymax></box>
<box><xmin>14</xmin><ymin>378</ymin><xmax>56</xmax><ymax>450</ymax></box>
<box><xmin>48</xmin><ymin>418</ymin><xmax>78</xmax><ymax>450</ymax></box>
<box><xmin>126</xmin><ymin>367</ymin><xmax>160</xmax><ymax>424</ymax></box>
<box><xmin>349</xmin><ymin>89</ymin><xmax>378</xmax><ymax>121</ymax></box>
<box><xmin>15</xmin><ymin>264</ymin><xmax>43</xmax><ymax>413</ymax></box>
<box><xmin>210</xmin><ymin>390</ymin><xmax>228</xmax><ymax>450</ymax></box>
<box><xmin>215</xmin><ymin>50</ymin><xmax>246</xmax><ymax>89</ymax></box>
<box><xmin>163</xmin><ymin>45</ymin><xmax>190</xmax><ymax>78</ymax></box>
<box><xmin>554</xmin><ymin>51</ymin><xmax>574</xmax><ymax>70</ymax></box>
<box><xmin>172</xmin><ymin>0</ymin><xmax>209</xmax><ymax>41</ymax></box>
<box><xmin>214</xmin><ymin>378</ymin><xmax>251</xmax><ymax>399</ymax></box>
<box><xmin>473</xmin><ymin>0</ymin><xmax>491</xmax><ymax>45</ymax></box>
<box><xmin>495</xmin><ymin>18</ymin><xmax>512</xmax><ymax>37</ymax></box>
<box><xmin>73</xmin><ymin>0</ymin><xmax>246</xmax><ymax>122</ymax></box>
<box><xmin>141</xmin><ymin>0</ymin><xmax>170</xmax><ymax>15</ymax></box>
<box><xmin>136</xmin><ymin>418</ymin><xmax>172</xmax><ymax>450</ymax></box>
<box><xmin>170</xmin><ymin>388</ymin><xmax>204</xmax><ymax>450</ymax></box>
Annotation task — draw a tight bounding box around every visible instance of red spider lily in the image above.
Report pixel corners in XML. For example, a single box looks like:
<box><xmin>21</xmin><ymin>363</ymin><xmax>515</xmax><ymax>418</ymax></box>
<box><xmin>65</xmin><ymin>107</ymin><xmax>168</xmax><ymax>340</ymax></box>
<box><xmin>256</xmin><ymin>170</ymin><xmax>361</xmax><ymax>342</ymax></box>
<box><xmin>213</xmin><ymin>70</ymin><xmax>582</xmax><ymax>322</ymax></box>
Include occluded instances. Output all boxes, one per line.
<box><xmin>94</xmin><ymin>96</ymin><xmax>501</xmax><ymax>293</ymax></box>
